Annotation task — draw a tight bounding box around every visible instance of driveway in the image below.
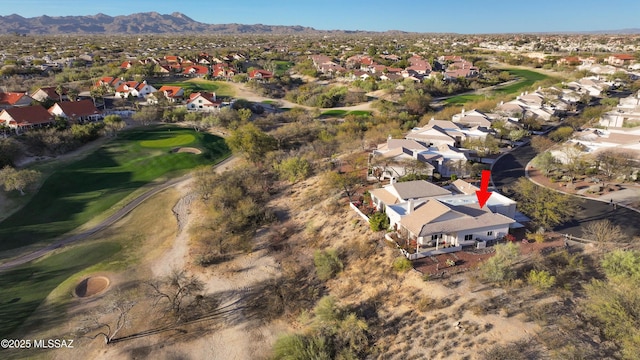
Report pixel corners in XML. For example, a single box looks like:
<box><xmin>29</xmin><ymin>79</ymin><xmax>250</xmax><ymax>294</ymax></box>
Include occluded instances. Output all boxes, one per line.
<box><xmin>491</xmin><ymin>143</ymin><xmax>640</xmax><ymax>238</ymax></box>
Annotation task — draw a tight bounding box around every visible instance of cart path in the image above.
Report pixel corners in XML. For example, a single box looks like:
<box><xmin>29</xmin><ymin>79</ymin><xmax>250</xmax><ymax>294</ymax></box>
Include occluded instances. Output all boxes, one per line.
<box><xmin>0</xmin><ymin>155</ymin><xmax>239</xmax><ymax>272</ymax></box>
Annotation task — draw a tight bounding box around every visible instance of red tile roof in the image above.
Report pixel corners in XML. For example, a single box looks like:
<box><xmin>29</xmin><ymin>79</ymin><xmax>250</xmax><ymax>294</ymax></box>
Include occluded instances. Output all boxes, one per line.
<box><xmin>613</xmin><ymin>54</ymin><xmax>636</xmax><ymax>61</ymax></box>
<box><xmin>158</xmin><ymin>86</ymin><xmax>183</xmax><ymax>98</ymax></box>
<box><xmin>1</xmin><ymin>105</ymin><xmax>54</xmax><ymax>127</ymax></box>
<box><xmin>248</xmin><ymin>69</ymin><xmax>273</xmax><ymax>79</ymax></box>
<box><xmin>183</xmin><ymin>65</ymin><xmax>209</xmax><ymax>75</ymax></box>
<box><xmin>0</xmin><ymin>92</ymin><xmax>30</xmax><ymax>106</ymax></box>
<box><xmin>50</xmin><ymin>99</ymin><xmax>100</xmax><ymax>117</ymax></box>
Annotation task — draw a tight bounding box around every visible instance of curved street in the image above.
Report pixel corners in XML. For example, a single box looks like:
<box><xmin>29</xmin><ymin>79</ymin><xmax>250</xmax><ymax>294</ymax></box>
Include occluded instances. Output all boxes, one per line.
<box><xmin>491</xmin><ymin>143</ymin><xmax>640</xmax><ymax>238</ymax></box>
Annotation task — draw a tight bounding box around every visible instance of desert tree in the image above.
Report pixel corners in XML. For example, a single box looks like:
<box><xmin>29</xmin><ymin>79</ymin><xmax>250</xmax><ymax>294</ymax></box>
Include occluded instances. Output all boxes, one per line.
<box><xmin>102</xmin><ymin>115</ymin><xmax>125</xmax><ymax>137</ymax></box>
<box><xmin>582</xmin><ymin>219</ymin><xmax>625</xmax><ymax>251</ymax></box>
<box><xmin>511</xmin><ymin>178</ymin><xmax>576</xmax><ymax>231</ymax></box>
<box><xmin>596</xmin><ymin>149</ymin><xmax>636</xmax><ymax>182</ymax></box>
<box><xmin>78</xmin><ymin>290</ymin><xmax>138</xmax><ymax>345</ymax></box>
<box><xmin>146</xmin><ymin>268</ymin><xmax>205</xmax><ymax>323</ymax></box>
<box><xmin>131</xmin><ymin>106</ymin><xmax>158</xmax><ymax>125</ymax></box>
<box><xmin>0</xmin><ymin>166</ymin><xmax>40</xmax><ymax>195</ymax></box>
<box><xmin>225</xmin><ymin>123</ymin><xmax>277</xmax><ymax>164</ymax></box>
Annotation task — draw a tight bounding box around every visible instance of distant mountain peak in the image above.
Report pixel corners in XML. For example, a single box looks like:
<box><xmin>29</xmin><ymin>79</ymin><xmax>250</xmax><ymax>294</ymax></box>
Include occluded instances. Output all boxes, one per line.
<box><xmin>0</xmin><ymin>11</ymin><xmax>335</xmax><ymax>35</ymax></box>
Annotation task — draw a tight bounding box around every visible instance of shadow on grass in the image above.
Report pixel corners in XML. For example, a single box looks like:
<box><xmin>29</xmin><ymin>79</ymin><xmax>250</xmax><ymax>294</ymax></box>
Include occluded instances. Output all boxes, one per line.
<box><xmin>0</xmin><ymin>242</ymin><xmax>121</xmax><ymax>339</ymax></box>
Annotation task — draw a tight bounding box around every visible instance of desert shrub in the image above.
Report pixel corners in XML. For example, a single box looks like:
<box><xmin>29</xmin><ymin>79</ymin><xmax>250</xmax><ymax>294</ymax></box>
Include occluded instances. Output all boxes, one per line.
<box><xmin>368</xmin><ymin>211</ymin><xmax>389</xmax><ymax>231</ymax></box>
<box><xmin>392</xmin><ymin>257</ymin><xmax>413</xmax><ymax>272</ymax></box>
<box><xmin>314</xmin><ymin>249</ymin><xmax>343</xmax><ymax>281</ymax></box>
<box><xmin>277</xmin><ymin>156</ymin><xmax>312</xmax><ymax>183</ymax></box>
<box><xmin>272</xmin><ymin>334</ymin><xmax>332</xmax><ymax>360</ymax></box>
<box><xmin>480</xmin><ymin>242</ymin><xmax>520</xmax><ymax>283</ymax></box>
<box><xmin>526</xmin><ymin>232</ymin><xmax>545</xmax><ymax>243</ymax></box>
<box><xmin>527</xmin><ymin>270</ymin><xmax>556</xmax><ymax>290</ymax></box>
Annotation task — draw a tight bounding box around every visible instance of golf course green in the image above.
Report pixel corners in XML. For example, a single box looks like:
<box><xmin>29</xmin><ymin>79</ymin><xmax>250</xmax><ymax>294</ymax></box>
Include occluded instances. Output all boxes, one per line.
<box><xmin>0</xmin><ymin>125</ymin><xmax>229</xmax><ymax>252</ymax></box>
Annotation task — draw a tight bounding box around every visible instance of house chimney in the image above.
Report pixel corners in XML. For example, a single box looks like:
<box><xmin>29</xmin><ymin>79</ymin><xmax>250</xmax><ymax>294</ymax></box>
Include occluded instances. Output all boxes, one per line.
<box><xmin>212</xmin><ymin>92</ymin><xmax>216</xmax><ymax>101</ymax></box>
<box><xmin>390</xmin><ymin>177</ymin><xmax>396</xmax><ymax>184</ymax></box>
<box><xmin>500</xmin><ymin>100</ymin><xmax>504</xmax><ymax>105</ymax></box>
<box><xmin>461</xmin><ymin>108</ymin><xmax>465</xmax><ymax>114</ymax></box>
<box><xmin>408</xmin><ymin>198</ymin><xmax>415</xmax><ymax>214</ymax></box>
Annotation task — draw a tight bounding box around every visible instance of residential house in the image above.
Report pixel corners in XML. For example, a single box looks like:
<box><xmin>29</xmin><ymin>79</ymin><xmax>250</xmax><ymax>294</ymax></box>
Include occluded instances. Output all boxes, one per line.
<box><xmin>48</xmin><ymin>99</ymin><xmax>101</xmax><ymax>122</ymax></box>
<box><xmin>606</xmin><ymin>54</ymin><xmax>636</xmax><ymax>67</ymax></box>
<box><xmin>599</xmin><ymin>90</ymin><xmax>640</xmax><ymax>128</ymax></box>
<box><xmin>249</xmin><ymin>69</ymin><xmax>273</xmax><ymax>81</ymax></box>
<box><xmin>120</xmin><ymin>61</ymin><xmax>134</xmax><ymax>69</ymax></box>
<box><xmin>452</xmin><ymin>109</ymin><xmax>493</xmax><ymax>128</ymax></box>
<box><xmin>115</xmin><ymin>81</ymin><xmax>157</xmax><ymax>99</ymax></box>
<box><xmin>557</xmin><ymin>56</ymin><xmax>581</xmax><ymax>66</ymax></box>
<box><xmin>155</xmin><ymin>85</ymin><xmax>185</xmax><ymax>103</ymax></box>
<box><xmin>0</xmin><ymin>92</ymin><xmax>34</xmax><ymax>109</ymax></box>
<box><xmin>183</xmin><ymin>65</ymin><xmax>209</xmax><ymax>78</ymax></box>
<box><xmin>370</xmin><ymin>179</ymin><xmax>516</xmax><ymax>258</ymax></box>
<box><xmin>407</xmin><ymin>55</ymin><xmax>432</xmax><ymax>75</ymax></box>
<box><xmin>31</xmin><ymin>87</ymin><xmax>68</xmax><ymax>102</ymax></box>
<box><xmin>370</xmin><ymin>139</ymin><xmax>435</xmax><ymax>180</ymax></box>
<box><xmin>186</xmin><ymin>92</ymin><xmax>221</xmax><ymax>112</ymax></box>
<box><xmin>406</xmin><ymin>119</ymin><xmax>465</xmax><ymax>147</ymax></box>
<box><xmin>212</xmin><ymin>63</ymin><xmax>236</xmax><ymax>79</ymax></box>
<box><xmin>94</xmin><ymin>77</ymin><xmax>124</xmax><ymax>92</ymax></box>
<box><xmin>0</xmin><ymin>105</ymin><xmax>55</xmax><ymax>130</ymax></box>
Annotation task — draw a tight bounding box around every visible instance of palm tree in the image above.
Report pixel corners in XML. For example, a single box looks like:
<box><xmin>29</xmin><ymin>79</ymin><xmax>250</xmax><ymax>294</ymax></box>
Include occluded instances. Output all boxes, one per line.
<box><xmin>55</xmin><ymin>84</ymin><xmax>65</xmax><ymax>103</ymax></box>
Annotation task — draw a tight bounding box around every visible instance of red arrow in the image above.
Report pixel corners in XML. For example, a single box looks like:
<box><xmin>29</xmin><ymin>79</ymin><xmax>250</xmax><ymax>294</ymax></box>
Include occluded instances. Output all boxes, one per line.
<box><xmin>476</xmin><ymin>169</ymin><xmax>492</xmax><ymax>208</ymax></box>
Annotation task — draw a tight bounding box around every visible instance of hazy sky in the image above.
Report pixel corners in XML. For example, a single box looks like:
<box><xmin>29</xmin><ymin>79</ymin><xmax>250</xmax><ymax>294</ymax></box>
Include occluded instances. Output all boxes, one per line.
<box><xmin>1</xmin><ymin>0</ymin><xmax>639</xmax><ymax>33</ymax></box>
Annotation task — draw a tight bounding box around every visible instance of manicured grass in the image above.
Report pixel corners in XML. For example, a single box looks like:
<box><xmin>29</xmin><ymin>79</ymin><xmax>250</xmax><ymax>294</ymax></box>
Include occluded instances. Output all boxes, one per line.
<box><xmin>444</xmin><ymin>94</ymin><xmax>485</xmax><ymax>105</ymax></box>
<box><xmin>155</xmin><ymin>79</ymin><xmax>235</xmax><ymax>97</ymax></box>
<box><xmin>0</xmin><ymin>126</ymin><xmax>229</xmax><ymax>251</ymax></box>
<box><xmin>494</xmin><ymin>69</ymin><xmax>551</xmax><ymax>95</ymax></box>
<box><xmin>0</xmin><ymin>241</ymin><xmax>121</xmax><ymax>338</ymax></box>
<box><xmin>139</xmin><ymin>133</ymin><xmax>195</xmax><ymax>148</ymax></box>
<box><xmin>321</xmin><ymin>109</ymin><xmax>372</xmax><ymax>117</ymax></box>
<box><xmin>273</xmin><ymin>60</ymin><xmax>293</xmax><ymax>76</ymax></box>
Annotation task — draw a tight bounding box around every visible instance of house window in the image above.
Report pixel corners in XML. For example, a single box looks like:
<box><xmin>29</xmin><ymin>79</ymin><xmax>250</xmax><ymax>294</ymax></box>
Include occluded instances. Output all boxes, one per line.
<box><xmin>464</xmin><ymin>234</ymin><xmax>473</xmax><ymax>241</ymax></box>
<box><xmin>487</xmin><ymin>231</ymin><xmax>493</xmax><ymax>236</ymax></box>
<box><xmin>199</xmin><ymin>100</ymin><xmax>203</xmax><ymax>103</ymax></box>
<box><xmin>431</xmin><ymin>234</ymin><xmax>443</xmax><ymax>240</ymax></box>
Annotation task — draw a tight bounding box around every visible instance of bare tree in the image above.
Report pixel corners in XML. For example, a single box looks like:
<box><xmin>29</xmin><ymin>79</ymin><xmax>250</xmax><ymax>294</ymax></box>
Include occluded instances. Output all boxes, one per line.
<box><xmin>582</xmin><ymin>219</ymin><xmax>624</xmax><ymax>251</ymax></box>
<box><xmin>147</xmin><ymin>268</ymin><xmax>205</xmax><ymax>323</ymax></box>
<box><xmin>78</xmin><ymin>290</ymin><xmax>137</xmax><ymax>344</ymax></box>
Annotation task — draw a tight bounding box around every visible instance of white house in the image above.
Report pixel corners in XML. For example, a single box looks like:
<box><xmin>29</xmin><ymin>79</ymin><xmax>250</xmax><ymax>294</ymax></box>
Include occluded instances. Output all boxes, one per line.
<box><xmin>370</xmin><ymin>179</ymin><xmax>517</xmax><ymax>258</ymax></box>
<box><xmin>115</xmin><ymin>81</ymin><xmax>157</xmax><ymax>99</ymax></box>
<box><xmin>186</xmin><ymin>92</ymin><xmax>221</xmax><ymax>112</ymax></box>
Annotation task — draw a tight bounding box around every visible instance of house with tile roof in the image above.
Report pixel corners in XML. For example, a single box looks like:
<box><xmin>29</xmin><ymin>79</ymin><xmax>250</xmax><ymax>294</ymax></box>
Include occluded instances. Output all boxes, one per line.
<box><xmin>48</xmin><ymin>99</ymin><xmax>101</xmax><ymax>122</ymax></box>
<box><xmin>186</xmin><ymin>92</ymin><xmax>221</xmax><ymax>112</ymax></box>
<box><xmin>115</xmin><ymin>81</ymin><xmax>157</xmax><ymax>99</ymax></box>
<box><xmin>249</xmin><ymin>69</ymin><xmax>273</xmax><ymax>81</ymax></box>
<box><xmin>606</xmin><ymin>54</ymin><xmax>636</xmax><ymax>67</ymax></box>
<box><xmin>183</xmin><ymin>65</ymin><xmax>210</xmax><ymax>78</ymax></box>
<box><xmin>94</xmin><ymin>77</ymin><xmax>124</xmax><ymax>92</ymax></box>
<box><xmin>370</xmin><ymin>179</ymin><xmax>517</xmax><ymax>258</ymax></box>
<box><xmin>0</xmin><ymin>92</ymin><xmax>34</xmax><ymax>109</ymax></box>
<box><xmin>153</xmin><ymin>85</ymin><xmax>185</xmax><ymax>103</ymax></box>
<box><xmin>0</xmin><ymin>105</ymin><xmax>55</xmax><ymax>130</ymax></box>
<box><xmin>31</xmin><ymin>87</ymin><xmax>68</xmax><ymax>102</ymax></box>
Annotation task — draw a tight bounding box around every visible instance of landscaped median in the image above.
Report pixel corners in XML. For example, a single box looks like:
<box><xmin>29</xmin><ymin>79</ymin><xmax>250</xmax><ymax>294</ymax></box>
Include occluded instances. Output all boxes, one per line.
<box><xmin>0</xmin><ymin>125</ymin><xmax>230</xmax><ymax>253</ymax></box>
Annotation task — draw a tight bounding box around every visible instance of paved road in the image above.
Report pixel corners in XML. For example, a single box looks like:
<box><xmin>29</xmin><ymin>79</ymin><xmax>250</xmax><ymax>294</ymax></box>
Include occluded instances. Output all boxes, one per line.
<box><xmin>0</xmin><ymin>155</ymin><xmax>238</xmax><ymax>272</ymax></box>
<box><xmin>491</xmin><ymin>144</ymin><xmax>640</xmax><ymax>238</ymax></box>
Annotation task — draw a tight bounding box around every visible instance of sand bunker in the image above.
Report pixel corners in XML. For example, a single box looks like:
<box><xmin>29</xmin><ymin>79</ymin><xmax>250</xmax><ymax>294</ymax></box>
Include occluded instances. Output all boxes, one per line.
<box><xmin>172</xmin><ymin>147</ymin><xmax>202</xmax><ymax>154</ymax></box>
<box><xmin>75</xmin><ymin>276</ymin><xmax>110</xmax><ymax>298</ymax></box>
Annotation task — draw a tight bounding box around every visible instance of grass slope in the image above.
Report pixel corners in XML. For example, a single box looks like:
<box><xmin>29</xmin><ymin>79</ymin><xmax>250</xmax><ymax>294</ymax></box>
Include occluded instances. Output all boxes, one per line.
<box><xmin>444</xmin><ymin>68</ymin><xmax>553</xmax><ymax>104</ymax></box>
<box><xmin>0</xmin><ymin>126</ymin><xmax>229</xmax><ymax>251</ymax></box>
<box><xmin>0</xmin><ymin>241</ymin><xmax>121</xmax><ymax>338</ymax></box>
<box><xmin>494</xmin><ymin>68</ymin><xmax>551</xmax><ymax>95</ymax></box>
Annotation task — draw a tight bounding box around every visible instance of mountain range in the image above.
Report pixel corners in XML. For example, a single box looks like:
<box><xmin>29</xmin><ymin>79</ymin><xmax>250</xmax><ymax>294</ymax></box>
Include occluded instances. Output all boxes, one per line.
<box><xmin>0</xmin><ymin>12</ymin><xmax>638</xmax><ymax>35</ymax></box>
<box><xmin>0</xmin><ymin>12</ymin><xmax>361</xmax><ymax>35</ymax></box>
